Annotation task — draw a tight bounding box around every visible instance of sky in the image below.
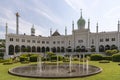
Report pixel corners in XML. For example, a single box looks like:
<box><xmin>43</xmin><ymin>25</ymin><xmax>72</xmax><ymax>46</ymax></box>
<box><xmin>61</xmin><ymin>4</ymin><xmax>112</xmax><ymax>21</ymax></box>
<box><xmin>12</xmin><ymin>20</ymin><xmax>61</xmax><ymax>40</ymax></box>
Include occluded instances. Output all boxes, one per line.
<box><xmin>0</xmin><ymin>0</ymin><xmax>120</xmax><ymax>39</ymax></box>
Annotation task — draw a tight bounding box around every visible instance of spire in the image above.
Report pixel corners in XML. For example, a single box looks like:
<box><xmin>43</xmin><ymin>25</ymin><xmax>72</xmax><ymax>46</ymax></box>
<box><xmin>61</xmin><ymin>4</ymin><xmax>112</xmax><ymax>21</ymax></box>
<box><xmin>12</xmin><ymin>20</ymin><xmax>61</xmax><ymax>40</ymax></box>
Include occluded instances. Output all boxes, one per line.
<box><xmin>96</xmin><ymin>22</ymin><xmax>98</xmax><ymax>33</ymax></box>
<box><xmin>65</xmin><ymin>26</ymin><xmax>67</xmax><ymax>35</ymax></box>
<box><xmin>80</xmin><ymin>9</ymin><xmax>82</xmax><ymax>18</ymax></box>
<box><xmin>6</xmin><ymin>22</ymin><xmax>8</xmax><ymax>35</ymax></box>
<box><xmin>72</xmin><ymin>20</ymin><xmax>74</xmax><ymax>31</ymax></box>
<box><xmin>88</xmin><ymin>19</ymin><xmax>90</xmax><ymax>30</ymax></box>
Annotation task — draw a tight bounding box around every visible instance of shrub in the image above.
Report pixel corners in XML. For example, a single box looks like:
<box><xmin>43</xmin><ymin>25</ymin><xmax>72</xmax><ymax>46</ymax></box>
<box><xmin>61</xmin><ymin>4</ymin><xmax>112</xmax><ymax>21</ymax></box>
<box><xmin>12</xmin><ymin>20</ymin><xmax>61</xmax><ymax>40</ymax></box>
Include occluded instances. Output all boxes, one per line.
<box><xmin>30</xmin><ymin>55</ymin><xmax>38</xmax><ymax>62</ymax></box>
<box><xmin>63</xmin><ymin>57</ymin><xmax>70</xmax><ymax>62</ymax></box>
<box><xmin>112</xmin><ymin>53</ymin><xmax>120</xmax><ymax>62</ymax></box>
<box><xmin>19</xmin><ymin>56</ymin><xmax>28</xmax><ymax>62</ymax></box>
<box><xmin>51</xmin><ymin>55</ymin><xmax>57</xmax><ymax>62</ymax></box>
<box><xmin>102</xmin><ymin>56</ymin><xmax>112</xmax><ymax>61</ymax></box>
<box><xmin>72</xmin><ymin>57</ymin><xmax>79</xmax><ymax>61</ymax></box>
<box><xmin>105</xmin><ymin>49</ymin><xmax>118</xmax><ymax>56</ymax></box>
<box><xmin>90</xmin><ymin>54</ymin><xmax>103</xmax><ymax>61</ymax></box>
<box><xmin>99</xmin><ymin>60</ymin><xmax>110</xmax><ymax>63</ymax></box>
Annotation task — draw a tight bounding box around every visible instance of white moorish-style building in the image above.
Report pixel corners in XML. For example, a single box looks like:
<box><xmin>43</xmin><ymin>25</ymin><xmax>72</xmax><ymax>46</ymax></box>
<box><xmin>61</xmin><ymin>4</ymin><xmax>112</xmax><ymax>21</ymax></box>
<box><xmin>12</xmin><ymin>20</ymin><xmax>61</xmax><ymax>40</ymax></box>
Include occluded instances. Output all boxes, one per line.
<box><xmin>5</xmin><ymin>11</ymin><xmax>120</xmax><ymax>58</ymax></box>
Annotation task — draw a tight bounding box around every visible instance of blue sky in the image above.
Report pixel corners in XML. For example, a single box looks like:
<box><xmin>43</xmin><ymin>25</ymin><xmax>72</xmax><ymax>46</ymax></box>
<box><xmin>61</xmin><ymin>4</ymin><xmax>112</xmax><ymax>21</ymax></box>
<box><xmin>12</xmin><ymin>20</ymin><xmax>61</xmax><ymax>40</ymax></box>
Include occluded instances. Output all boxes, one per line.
<box><xmin>0</xmin><ymin>0</ymin><xmax>120</xmax><ymax>39</ymax></box>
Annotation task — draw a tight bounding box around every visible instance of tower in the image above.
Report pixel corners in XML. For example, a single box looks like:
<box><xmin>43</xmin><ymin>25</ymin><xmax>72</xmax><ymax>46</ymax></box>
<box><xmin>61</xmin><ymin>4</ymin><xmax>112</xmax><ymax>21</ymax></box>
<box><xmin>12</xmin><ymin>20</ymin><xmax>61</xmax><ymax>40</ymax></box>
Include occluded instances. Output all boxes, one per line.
<box><xmin>16</xmin><ymin>12</ymin><xmax>20</xmax><ymax>35</ymax></box>
<box><xmin>72</xmin><ymin>20</ymin><xmax>74</xmax><ymax>31</ymax></box>
<box><xmin>87</xmin><ymin>19</ymin><xmax>90</xmax><ymax>51</ymax></box>
<box><xmin>50</xmin><ymin>28</ymin><xmax>52</xmax><ymax>36</ymax></box>
<box><xmin>77</xmin><ymin>9</ymin><xmax>86</xmax><ymax>30</ymax></box>
<box><xmin>117</xmin><ymin>20</ymin><xmax>120</xmax><ymax>50</ymax></box>
<box><xmin>96</xmin><ymin>22</ymin><xmax>99</xmax><ymax>52</ymax></box>
<box><xmin>88</xmin><ymin>19</ymin><xmax>90</xmax><ymax>30</ymax></box>
<box><xmin>31</xmin><ymin>25</ymin><xmax>35</xmax><ymax>36</ymax></box>
<box><xmin>65</xmin><ymin>26</ymin><xmax>67</xmax><ymax>35</ymax></box>
<box><xmin>6</xmin><ymin>22</ymin><xmax>8</xmax><ymax>35</ymax></box>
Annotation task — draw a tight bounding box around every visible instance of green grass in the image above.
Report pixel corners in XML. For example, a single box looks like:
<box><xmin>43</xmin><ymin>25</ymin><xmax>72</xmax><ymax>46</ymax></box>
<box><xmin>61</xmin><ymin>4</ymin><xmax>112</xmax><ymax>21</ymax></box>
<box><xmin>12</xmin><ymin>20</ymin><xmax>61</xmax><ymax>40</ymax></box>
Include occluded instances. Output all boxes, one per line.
<box><xmin>0</xmin><ymin>61</ymin><xmax>120</xmax><ymax>80</ymax></box>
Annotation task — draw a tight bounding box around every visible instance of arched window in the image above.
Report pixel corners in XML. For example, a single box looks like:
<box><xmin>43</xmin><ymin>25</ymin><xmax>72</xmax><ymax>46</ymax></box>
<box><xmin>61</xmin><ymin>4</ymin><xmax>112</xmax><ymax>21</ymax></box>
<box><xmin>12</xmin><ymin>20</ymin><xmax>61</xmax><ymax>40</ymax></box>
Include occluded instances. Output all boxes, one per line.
<box><xmin>21</xmin><ymin>45</ymin><xmax>26</xmax><ymax>52</ymax></box>
<box><xmin>15</xmin><ymin>45</ymin><xmax>20</xmax><ymax>53</ymax></box>
<box><xmin>32</xmin><ymin>46</ymin><xmax>36</xmax><ymax>52</ymax></box>
<box><xmin>9</xmin><ymin>45</ymin><xmax>14</xmax><ymax>55</ymax></box>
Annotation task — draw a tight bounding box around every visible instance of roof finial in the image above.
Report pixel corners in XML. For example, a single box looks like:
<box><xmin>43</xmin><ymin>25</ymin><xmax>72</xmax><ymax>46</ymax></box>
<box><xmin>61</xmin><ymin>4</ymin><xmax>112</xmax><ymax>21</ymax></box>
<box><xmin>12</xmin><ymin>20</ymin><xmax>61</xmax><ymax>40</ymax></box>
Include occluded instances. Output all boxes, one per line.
<box><xmin>80</xmin><ymin>9</ymin><xmax>82</xmax><ymax>18</ymax></box>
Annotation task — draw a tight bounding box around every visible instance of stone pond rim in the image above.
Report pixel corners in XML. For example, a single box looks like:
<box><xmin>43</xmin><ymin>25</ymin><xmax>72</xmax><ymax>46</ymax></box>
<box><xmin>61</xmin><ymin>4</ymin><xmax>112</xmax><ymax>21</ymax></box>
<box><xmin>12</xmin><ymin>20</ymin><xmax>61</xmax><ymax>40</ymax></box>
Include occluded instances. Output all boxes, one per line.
<box><xmin>8</xmin><ymin>64</ymin><xmax>102</xmax><ymax>78</ymax></box>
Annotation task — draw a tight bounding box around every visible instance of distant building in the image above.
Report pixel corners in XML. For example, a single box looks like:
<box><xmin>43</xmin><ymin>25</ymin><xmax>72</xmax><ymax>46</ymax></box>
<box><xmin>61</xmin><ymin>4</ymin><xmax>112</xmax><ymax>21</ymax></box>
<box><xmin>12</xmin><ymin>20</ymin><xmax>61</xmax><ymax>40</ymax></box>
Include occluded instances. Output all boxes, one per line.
<box><xmin>5</xmin><ymin>11</ymin><xmax>120</xmax><ymax>58</ymax></box>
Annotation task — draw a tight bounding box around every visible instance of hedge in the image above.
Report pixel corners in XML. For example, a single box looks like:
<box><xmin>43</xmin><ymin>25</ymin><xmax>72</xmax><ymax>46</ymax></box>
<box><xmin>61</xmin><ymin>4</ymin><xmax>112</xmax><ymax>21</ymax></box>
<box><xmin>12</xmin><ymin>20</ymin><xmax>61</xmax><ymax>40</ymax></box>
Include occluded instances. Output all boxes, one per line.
<box><xmin>30</xmin><ymin>55</ymin><xmax>38</xmax><ymax>62</ymax></box>
<box><xmin>102</xmin><ymin>56</ymin><xmax>112</xmax><ymax>61</ymax></box>
<box><xmin>19</xmin><ymin>57</ymin><xmax>28</xmax><ymax>62</ymax></box>
<box><xmin>90</xmin><ymin>54</ymin><xmax>103</xmax><ymax>61</ymax></box>
<box><xmin>112</xmin><ymin>53</ymin><xmax>120</xmax><ymax>62</ymax></box>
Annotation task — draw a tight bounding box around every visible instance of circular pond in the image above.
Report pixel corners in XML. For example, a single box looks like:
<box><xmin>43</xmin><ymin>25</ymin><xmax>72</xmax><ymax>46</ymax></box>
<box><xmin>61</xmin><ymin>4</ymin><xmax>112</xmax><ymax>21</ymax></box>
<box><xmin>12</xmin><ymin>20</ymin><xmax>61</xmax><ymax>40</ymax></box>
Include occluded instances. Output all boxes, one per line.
<box><xmin>8</xmin><ymin>64</ymin><xmax>102</xmax><ymax>78</ymax></box>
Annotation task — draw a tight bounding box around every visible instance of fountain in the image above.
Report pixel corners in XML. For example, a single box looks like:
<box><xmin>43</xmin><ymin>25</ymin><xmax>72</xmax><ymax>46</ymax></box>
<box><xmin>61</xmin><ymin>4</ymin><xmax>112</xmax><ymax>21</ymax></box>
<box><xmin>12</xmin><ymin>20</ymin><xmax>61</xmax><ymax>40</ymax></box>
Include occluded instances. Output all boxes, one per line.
<box><xmin>8</xmin><ymin>53</ymin><xmax>102</xmax><ymax>78</ymax></box>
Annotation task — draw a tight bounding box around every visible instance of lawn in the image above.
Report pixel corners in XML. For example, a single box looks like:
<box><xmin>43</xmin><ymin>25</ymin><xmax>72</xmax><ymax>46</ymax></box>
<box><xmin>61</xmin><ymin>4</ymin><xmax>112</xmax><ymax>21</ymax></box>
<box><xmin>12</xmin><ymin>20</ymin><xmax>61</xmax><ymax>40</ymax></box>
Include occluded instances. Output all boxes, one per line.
<box><xmin>0</xmin><ymin>61</ymin><xmax>120</xmax><ymax>80</ymax></box>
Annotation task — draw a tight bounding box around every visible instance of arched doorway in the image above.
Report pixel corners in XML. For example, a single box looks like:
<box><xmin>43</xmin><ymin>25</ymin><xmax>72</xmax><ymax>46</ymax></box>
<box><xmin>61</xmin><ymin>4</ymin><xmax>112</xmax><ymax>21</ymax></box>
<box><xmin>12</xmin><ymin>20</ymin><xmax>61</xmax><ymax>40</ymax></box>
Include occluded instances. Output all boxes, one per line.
<box><xmin>99</xmin><ymin>45</ymin><xmax>104</xmax><ymax>52</ymax></box>
<box><xmin>32</xmin><ymin>46</ymin><xmax>36</xmax><ymax>52</ymax></box>
<box><xmin>37</xmin><ymin>46</ymin><xmax>41</xmax><ymax>52</ymax></box>
<box><xmin>111</xmin><ymin>45</ymin><xmax>117</xmax><ymax>50</ymax></box>
<box><xmin>15</xmin><ymin>45</ymin><xmax>20</xmax><ymax>54</ymax></box>
<box><xmin>42</xmin><ymin>47</ymin><xmax>45</xmax><ymax>52</ymax></box>
<box><xmin>21</xmin><ymin>45</ymin><xmax>26</xmax><ymax>52</ymax></box>
<box><xmin>27</xmin><ymin>46</ymin><xmax>31</xmax><ymax>52</ymax></box>
<box><xmin>61</xmin><ymin>47</ymin><xmax>65</xmax><ymax>52</ymax></box>
<box><xmin>46</xmin><ymin>47</ymin><xmax>50</xmax><ymax>52</ymax></box>
<box><xmin>57</xmin><ymin>47</ymin><xmax>60</xmax><ymax>52</ymax></box>
<box><xmin>9</xmin><ymin>45</ymin><xmax>14</xmax><ymax>55</ymax></box>
<box><xmin>105</xmin><ymin>45</ymin><xmax>110</xmax><ymax>50</ymax></box>
<box><xmin>81</xmin><ymin>46</ymin><xmax>86</xmax><ymax>52</ymax></box>
<box><xmin>52</xmin><ymin>47</ymin><xmax>56</xmax><ymax>53</ymax></box>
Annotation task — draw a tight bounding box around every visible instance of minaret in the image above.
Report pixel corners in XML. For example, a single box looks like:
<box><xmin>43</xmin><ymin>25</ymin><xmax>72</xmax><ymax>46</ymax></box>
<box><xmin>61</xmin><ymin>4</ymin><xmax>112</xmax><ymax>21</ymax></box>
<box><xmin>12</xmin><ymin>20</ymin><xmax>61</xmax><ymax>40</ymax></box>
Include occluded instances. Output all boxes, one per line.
<box><xmin>87</xmin><ymin>19</ymin><xmax>90</xmax><ymax>52</ymax></box>
<box><xmin>118</xmin><ymin>20</ymin><xmax>120</xmax><ymax>32</ymax></box>
<box><xmin>96</xmin><ymin>22</ymin><xmax>98</xmax><ymax>33</ymax></box>
<box><xmin>65</xmin><ymin>26</ymin><xmax>67</xmax><ymax>35</ymax></box>
<box><xmin>16</xmin><ymin>12</ymin><xmax>20</xmax><ymax>35</ymax></box>
<box><xmin>88</xmin><ymin>19</ymin><xmax>90</xmax><ymax>30</ymax></box>
<box><xmin>6</xmin><ymin>22</ymin><xmax>8</xmax><ymax>35</ymax></box>
<box><xmin>72</xmin><ymin>20</ymin><xmax>74</xmax><ymax>31</ymax></box>
<box><xmin>72</xmin><ymin>20</ymin><xmax>75</xmax><ymax>52</ymax></box>
<box><xmin>80</xmin><ymin>9</ymin><xmax>82</xmax><ymax>18</ymax></box>
<box><xmin>31</xmin><ymin>24</ymin><xmax>35</xmax><ymax>36</ymax></box>
<box><xmin>50</xmin><ymin>28</ymin><xmax>52</xmax><ymax>36</ymax></box>
<box><xmin>96</xmin><ymin>22</ymin><xmax>99</xmax><ymax>52</ymax></box>
<box><xmin>117</xmin><ymin>20</ymin><xmax>120</xmax><ymax>50</ymax></box>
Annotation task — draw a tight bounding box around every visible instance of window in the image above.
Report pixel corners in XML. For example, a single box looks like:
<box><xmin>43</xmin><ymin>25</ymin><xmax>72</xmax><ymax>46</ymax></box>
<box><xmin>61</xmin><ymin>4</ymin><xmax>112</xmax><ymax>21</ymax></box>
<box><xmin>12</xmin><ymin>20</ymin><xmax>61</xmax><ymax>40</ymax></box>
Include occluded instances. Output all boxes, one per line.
<box><xmin>46</xmin><ymin>41</ymin><xmax>49</xmax><ymax>44</ymax></box>
<box><xmin>57</xmin><ymin>41</ymin><xmax>60</xmax><ymax>44</ymax></box>
<box><xmin>16</xmin><ymin>39</ymin><xmax>19</xmax><ymax>42</ymax></box>
<box><xmin>53</xmin><ymin>41</ymin><xmax>56</xmax><ymax>44</ymax></box>
<box><xmin>27</xmin><ymin>40</ymin><xmax>30</xmax><ymax>43</ymax></box>
<box><xmin>106</xmin><ymin>38</ymin><xmax>109</xmax><ymax>42</ymax></box>
<box><xmin>22</xmin><ymin>39</ymin><xmax>25</xmax><ymax>42</ymax></box>
<box><xmin>69</xmin><ymin>40</ymin><xmax>70</xmax><ymax>45</ymax></box>
<box><xmin>37</xmin><ymin>40</ymin><xmax>40</xmax><ymax>43</ymax></box>
<box><xmin>100</xmin><ymin>39</ymin><xmax>103</xmax><ymax>42</ymax></box>
<box><xmin>10</xmin><ymin>38</ymin><xmax>13</xmax><ymax>41</ymax></box>
<box><xmin>61</xmin><ymin>41</ymin><xmax>64</xmax><ymax>44</ymax></box>
<box><xmin>42</xmin><ymin>41</ymin><xmax>45</xmax><ymax>44</ymax></box>
<box><xmin>32</xmin><ymin>40</ymin><xmax>35</xmax><ymax>43</ymax></box>
<box><xmin>92</xmin><ymin>39</ymin><xmax>94</xmax><ymax>44</ymax></box>
<box><xmin>78</xmin><ymin>40</ymin><xmax>83</xmax><ymax>43</ymax></box>
<box><xmin>111</xmin><ymin>38</ymin><xmax>115</xmax><ymax>41</ymax></box>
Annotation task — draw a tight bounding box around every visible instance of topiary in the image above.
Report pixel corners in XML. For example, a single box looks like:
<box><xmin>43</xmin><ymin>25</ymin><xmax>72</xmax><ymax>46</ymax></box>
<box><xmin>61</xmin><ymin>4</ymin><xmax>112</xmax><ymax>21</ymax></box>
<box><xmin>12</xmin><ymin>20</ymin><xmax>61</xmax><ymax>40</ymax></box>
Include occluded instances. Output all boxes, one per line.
<box><xmin>90</xmin><ymin>54</ymin><xmax>103</xmax><ymax>61</ymax></box>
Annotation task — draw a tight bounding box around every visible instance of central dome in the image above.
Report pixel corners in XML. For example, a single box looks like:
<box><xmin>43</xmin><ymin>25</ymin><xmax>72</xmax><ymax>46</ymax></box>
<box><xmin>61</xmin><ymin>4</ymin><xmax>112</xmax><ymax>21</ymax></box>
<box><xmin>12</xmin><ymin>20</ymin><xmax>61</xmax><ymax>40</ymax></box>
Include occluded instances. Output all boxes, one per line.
<box><xmin>77</xmin><ymin>10</ymin><xmax>86</xmax><ymax>29</ymax></box>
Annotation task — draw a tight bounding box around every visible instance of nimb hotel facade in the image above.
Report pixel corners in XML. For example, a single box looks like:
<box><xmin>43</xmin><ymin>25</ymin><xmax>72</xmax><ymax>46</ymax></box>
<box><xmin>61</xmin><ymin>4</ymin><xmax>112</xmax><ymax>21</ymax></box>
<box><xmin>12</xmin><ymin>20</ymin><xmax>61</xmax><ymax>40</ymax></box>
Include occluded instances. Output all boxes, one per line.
<box><xmin>4</xmin><ymin>11</ymin><xmax>120</xmax><ymax>58</ymax></box>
